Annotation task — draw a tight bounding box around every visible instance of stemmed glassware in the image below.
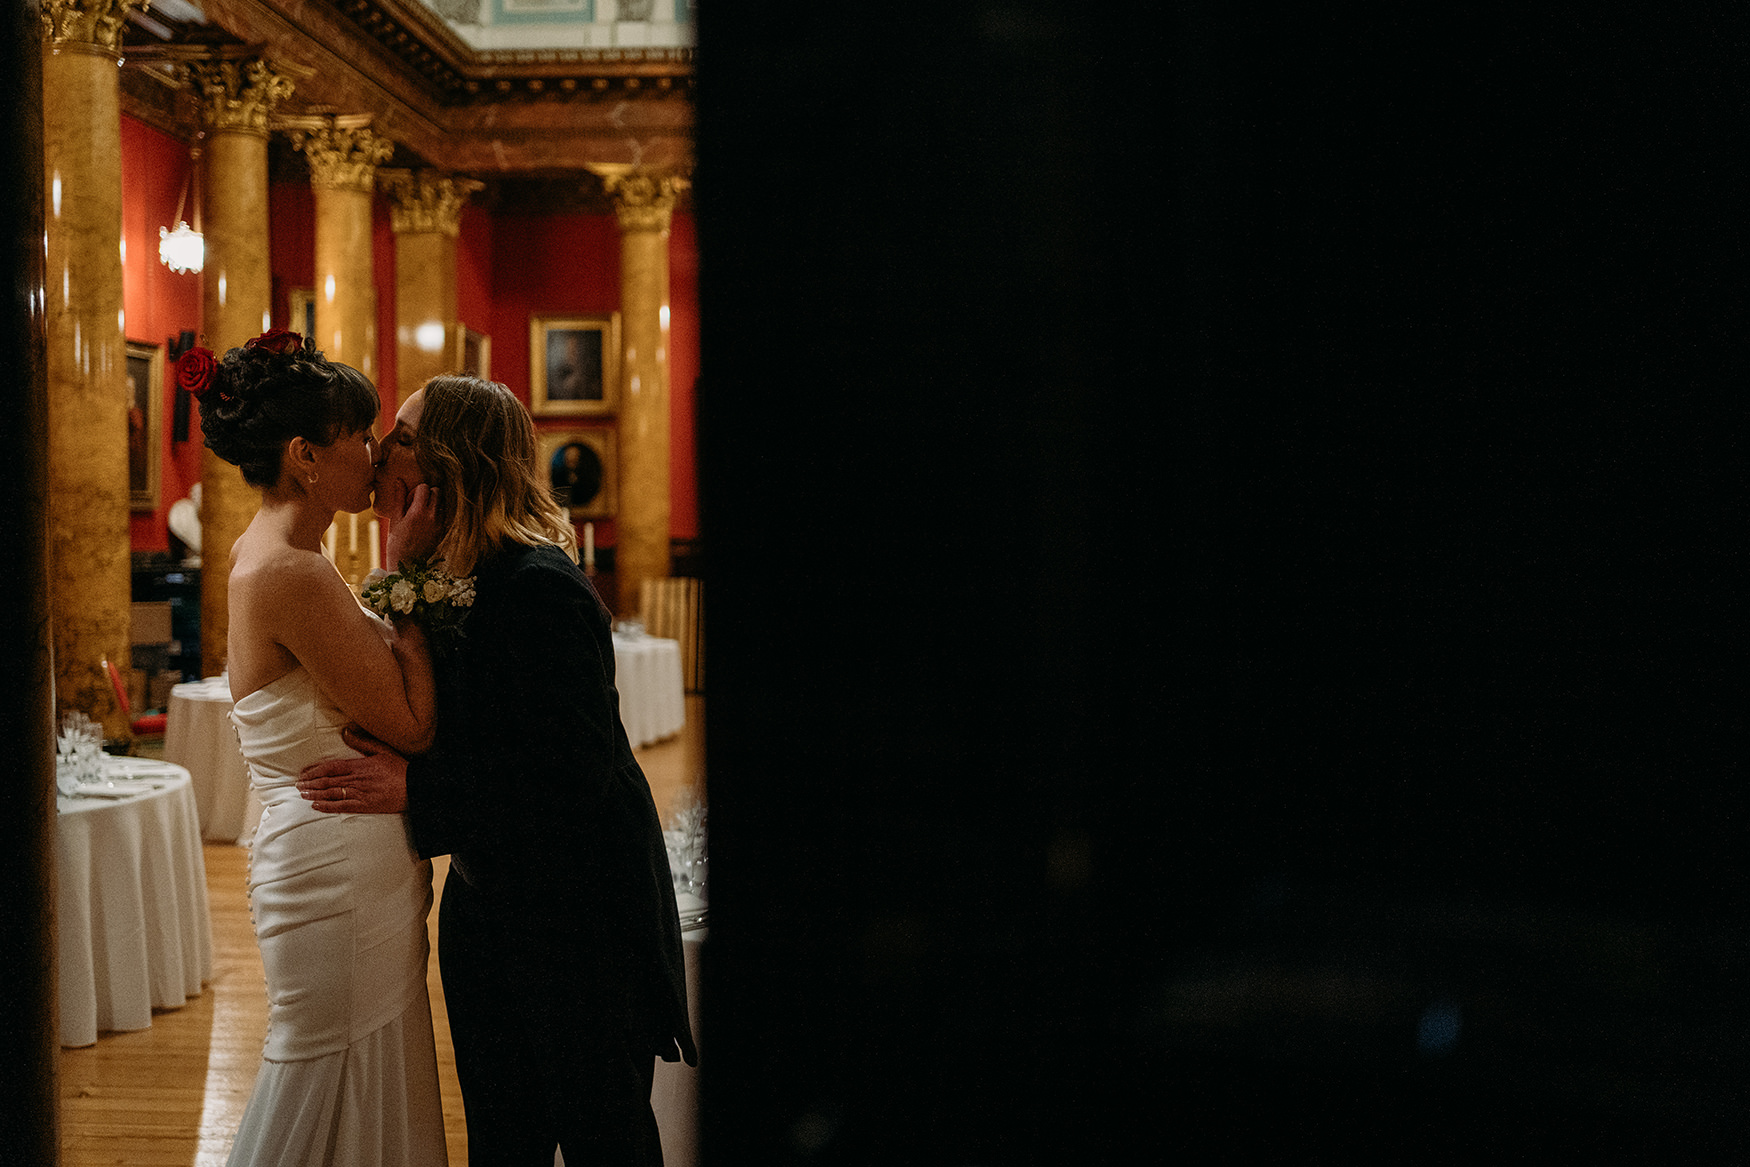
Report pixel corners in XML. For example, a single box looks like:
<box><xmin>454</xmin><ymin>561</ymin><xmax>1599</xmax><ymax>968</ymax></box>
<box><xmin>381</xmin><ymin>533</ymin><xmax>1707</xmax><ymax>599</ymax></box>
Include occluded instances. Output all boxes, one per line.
<box><xmin>55</xmin><ymin>711</ymin><xmax>106</xmax><ymax>797</ymax></box>
<box><xmin>664</xmin><ymin>799</ymin><xmax>708</xmax><ymax>903</ymax></box>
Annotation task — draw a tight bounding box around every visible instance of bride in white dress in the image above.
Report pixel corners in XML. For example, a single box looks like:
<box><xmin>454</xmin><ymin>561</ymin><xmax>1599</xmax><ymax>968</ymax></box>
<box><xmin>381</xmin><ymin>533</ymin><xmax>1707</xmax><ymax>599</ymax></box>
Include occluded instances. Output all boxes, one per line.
<box><xmin>183</xmin><ymin>330</ymin><xmax>447</xmax><ymax>1166</ymax></box>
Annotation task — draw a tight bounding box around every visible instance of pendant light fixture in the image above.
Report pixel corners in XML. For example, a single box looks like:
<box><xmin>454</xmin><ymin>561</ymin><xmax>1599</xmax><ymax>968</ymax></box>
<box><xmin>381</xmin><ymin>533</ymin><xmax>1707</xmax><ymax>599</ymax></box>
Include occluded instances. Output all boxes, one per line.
<box><xmin>158</xmin><ymin>139</ymin><xmax>204</xmax><ymax>274</ymax></box>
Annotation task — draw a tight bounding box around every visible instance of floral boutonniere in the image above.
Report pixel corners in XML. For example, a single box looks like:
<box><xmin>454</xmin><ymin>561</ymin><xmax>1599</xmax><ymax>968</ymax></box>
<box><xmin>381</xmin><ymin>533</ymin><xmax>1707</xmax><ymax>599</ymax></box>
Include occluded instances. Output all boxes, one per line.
<box><xmin>361</xmin><ymin>559</ymin><xmax>477</xmax><ymax>645</ymax></box>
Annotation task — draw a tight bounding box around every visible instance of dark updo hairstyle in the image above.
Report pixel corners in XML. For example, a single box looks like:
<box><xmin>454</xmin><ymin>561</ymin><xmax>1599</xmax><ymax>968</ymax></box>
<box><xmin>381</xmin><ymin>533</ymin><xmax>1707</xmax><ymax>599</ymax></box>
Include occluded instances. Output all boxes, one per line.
<box><xmin>197</xmin><ymin>333</ymin><xmax>380</xmax><ymax>488</ymax></box>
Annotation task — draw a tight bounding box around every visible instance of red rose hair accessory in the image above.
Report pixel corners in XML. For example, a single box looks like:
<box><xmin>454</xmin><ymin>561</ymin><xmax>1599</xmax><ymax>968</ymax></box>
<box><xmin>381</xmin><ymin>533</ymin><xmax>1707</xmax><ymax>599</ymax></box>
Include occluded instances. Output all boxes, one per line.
<box><xmin>245</xmin><ymin>327</ymin><xmax>303</xmax><ymax>356</ymax></box>
<box><xmin>176</xmin><ymin>346</ymin><xmax>219</xmax><ymax>399</ymax></box>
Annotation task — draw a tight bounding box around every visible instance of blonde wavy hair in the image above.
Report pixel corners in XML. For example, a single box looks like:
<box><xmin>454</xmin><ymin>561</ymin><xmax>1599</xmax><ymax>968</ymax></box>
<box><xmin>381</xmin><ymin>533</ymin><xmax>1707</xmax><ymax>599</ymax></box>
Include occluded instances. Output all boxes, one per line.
<box><xmin>414</xmin><ymin>375</ymin><xmax>578</xmax><ymax>576</ymax></box>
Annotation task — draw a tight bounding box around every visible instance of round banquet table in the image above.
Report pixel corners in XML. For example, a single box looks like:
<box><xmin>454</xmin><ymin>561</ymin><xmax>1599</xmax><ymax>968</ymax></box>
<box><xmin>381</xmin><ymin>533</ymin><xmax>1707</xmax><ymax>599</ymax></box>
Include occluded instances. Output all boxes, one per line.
<box><xmin>164</xmin><ymin>676</ymin><xmax>261</xmax><ymax>844</ymax></box>
<box><xmin>57</xmin><ymin>757</ymin><xmax>214</xmax><ymax>1048</ymax></box>
<box><xmin>613</xmin><ymin>632</ymin><xmax>686</xmax><ymax>748</ymax></box>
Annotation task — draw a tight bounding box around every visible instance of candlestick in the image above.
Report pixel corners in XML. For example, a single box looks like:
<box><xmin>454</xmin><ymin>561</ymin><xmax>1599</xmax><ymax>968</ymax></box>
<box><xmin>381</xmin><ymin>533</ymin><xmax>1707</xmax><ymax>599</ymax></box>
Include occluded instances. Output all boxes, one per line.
<box><xmin>368</xmin><ymin>520</ymin><xmax>381</xmax><ymax>572</ymax></box>
<box><xmin>348</xmin><ymin>512</ymin><xmax>358</xmax><ymax>554</ymax></box>
<box><xmin>584</xmin><ymin>522</ymin><xmax>595</xmax><ymax>569</ymax></box>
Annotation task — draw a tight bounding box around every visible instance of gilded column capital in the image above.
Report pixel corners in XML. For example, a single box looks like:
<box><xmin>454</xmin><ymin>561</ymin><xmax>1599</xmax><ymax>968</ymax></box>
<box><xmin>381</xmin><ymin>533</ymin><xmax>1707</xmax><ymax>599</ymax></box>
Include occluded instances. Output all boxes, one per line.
<box><xmin>288</xmin><ymin>121</ymin><xmax>397</xmax><ymax>194</ymax></box>
<box><xmin>186</xmin><ymin>57</ymin><xmax>296</xmax><ymax>136</ymax></box>
<box><xmin>593</xmin><ymin>166</ymin><xmax>691</xmax><ymax>234</ymax></box>
<box><xmin>381</xmin><ymin>170</ymin><xmax>485</xmax><ymax>237</ymax></box>
<box><xmin>40</xmin><ymin>0</ymin><xmax>139</xmax><ymax>54</ymax></box>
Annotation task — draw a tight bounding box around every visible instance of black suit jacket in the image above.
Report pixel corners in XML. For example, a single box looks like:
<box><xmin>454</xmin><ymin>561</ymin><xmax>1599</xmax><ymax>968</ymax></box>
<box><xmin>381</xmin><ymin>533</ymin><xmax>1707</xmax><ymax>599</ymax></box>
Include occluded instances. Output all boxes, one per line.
<box><xmin>405</xmin><ymin>542</ymin><xmax>696</xmax><ymax>1065</ymax></box>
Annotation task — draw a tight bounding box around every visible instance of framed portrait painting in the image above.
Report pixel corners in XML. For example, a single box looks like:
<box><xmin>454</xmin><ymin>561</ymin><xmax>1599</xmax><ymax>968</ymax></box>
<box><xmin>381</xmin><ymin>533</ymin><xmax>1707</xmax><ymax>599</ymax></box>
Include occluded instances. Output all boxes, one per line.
<box><xmin>287</xmin><ymin>288</ymin><xmax>375</xmax><ymax>352</ymax></box>
<box><xmin>530</xmin><ymin>313</ymin><xmax>620</xmax><ymax>417</ymax></box>
<box><xmin>537</xmin><ymin>427</ymin><xmax>618</xmax><ymax>519</ymax></box>
<box><xmin>288</xmin><ymin>287</ymin><xmax>316</xmax><ymax>339</ymax></box>
<box><xmin>453</xmin><ymin>323</ymin><xmax>491</xmax><ymax>380</ymax></box>
<box><xmin>125</xmin><ymin>341</ymin><xmax>163</xmax><ymax>512</ymax></box>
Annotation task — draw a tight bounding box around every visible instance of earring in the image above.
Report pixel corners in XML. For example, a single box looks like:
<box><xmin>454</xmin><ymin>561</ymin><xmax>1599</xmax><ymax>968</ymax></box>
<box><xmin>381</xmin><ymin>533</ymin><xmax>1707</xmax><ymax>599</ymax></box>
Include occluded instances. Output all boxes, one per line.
<box><xmin>309</xmin><ymin>472</ymin><xmax>319</xmax><ymax>486</ymax></box>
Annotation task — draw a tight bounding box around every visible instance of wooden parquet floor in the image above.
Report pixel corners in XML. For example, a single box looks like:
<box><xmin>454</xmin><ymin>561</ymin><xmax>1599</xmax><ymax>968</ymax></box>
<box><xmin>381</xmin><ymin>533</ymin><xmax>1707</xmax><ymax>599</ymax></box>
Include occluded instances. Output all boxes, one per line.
<box><xmin>58</xmin><ymin>695</ymin><xmax>705</xmax><ymax>1166</ymax></box>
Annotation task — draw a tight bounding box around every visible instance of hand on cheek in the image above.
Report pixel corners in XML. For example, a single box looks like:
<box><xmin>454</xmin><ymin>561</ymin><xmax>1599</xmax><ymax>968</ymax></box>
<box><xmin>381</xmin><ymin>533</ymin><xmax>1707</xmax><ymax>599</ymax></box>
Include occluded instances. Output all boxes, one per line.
<box><xmin>388</xmin><ymin>483</ymin><xmax>441</xmax><ymax>564</ymax></box>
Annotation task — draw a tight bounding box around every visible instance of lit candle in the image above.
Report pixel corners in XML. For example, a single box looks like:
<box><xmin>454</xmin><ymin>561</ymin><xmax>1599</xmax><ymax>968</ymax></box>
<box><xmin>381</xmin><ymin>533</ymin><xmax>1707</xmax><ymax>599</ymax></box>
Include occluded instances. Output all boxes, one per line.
<box><xmin>348</xmin><ymin>512</ymin><xmax>359</xmax><ymax>554</ymax></box>
<box><xmin>584</xmin><ymin>522</ymin><xmax>594</xmax><ymax>568</ymax></box>
<box><xmin>368</xmin><ymin>519</ymin><xmax>381</xmax><ymax>572</ymax></box>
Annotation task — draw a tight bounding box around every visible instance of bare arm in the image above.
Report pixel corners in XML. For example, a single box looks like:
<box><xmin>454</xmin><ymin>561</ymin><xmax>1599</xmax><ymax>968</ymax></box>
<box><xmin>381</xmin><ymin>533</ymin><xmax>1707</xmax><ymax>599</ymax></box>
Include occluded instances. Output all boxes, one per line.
<box><xmin>377</xmin><ymin>619</ymin><xmax>436</xmax><ymax>754</ymax></box>
<box><xmin>231</xmin><ymin>550</ymin><xmax>437</xmax><ymax>755</ymax></box>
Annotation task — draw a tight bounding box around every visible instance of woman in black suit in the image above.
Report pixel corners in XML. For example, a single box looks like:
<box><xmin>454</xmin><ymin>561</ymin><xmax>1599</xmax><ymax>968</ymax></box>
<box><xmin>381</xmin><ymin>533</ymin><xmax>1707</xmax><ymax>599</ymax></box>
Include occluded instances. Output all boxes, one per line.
<box><xmin>299</xmin><ymin>375</ymin><xmax>695</xmax><ymax>1166</ymax></box>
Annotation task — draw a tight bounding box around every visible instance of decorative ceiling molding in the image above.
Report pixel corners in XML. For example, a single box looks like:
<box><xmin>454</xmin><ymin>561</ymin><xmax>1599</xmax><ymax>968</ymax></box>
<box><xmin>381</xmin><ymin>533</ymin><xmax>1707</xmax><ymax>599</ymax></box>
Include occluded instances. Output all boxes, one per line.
<box><xmin>119</xmin><ymin>0</ymin><xmax>693</xmax><ymax>178</ymax></box>
<box><xmin>333</xmin><ymin>0</ymin><xmax>695</xmax><ymax>99</ymax></box>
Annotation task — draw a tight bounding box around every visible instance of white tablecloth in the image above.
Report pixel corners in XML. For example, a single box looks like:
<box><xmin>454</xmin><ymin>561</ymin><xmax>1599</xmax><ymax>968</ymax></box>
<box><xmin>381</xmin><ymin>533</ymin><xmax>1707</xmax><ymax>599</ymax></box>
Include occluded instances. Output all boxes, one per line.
<box><xmin>651</xmin><ymin>894</ymin><xmax>706</xmax><ymax>1167</ymax></box>
<box><xmin>164</xmin><ymin>677</ymin><xmax>260</xmax><ymax>844</ymax></box>
<box><xmin>57</xmin><ymin>757</ymin><xmax>214</xmax><ymax>1047</ymax></box>
<box><xmin>614</xmin><ymin>633</ymin><xmax>686</xmax><ymax>748</ymax></box>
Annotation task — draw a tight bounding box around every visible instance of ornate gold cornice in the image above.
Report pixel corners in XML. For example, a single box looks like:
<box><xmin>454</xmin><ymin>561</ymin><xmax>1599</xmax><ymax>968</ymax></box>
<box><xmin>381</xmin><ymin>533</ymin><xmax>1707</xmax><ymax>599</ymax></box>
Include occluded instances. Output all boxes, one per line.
<box><xmin>187</xmin><ymin>57</ymin><xmax>297</xmax><ymax>136</ymax></box>
<box><xmin>115</xmin><ymin>0</ymin><xmax>697</xmax><ymax>176</ymax></box>
<box><xmin>285</xmin><ymin>118</ymin><xmax>396</xmax><ymax>193</ymax></box>
<box><xmin>592</xmin><ymin>166</ymin><xmax>691</xmax><ymax>234</ymax></box>
<box><xmin>381</xmin><ymin>170</ymin><xmax>484</xmax><ymax>236</ymax></box>
<box><xmin>41</xmin><ymin>0</ymin><xmax>140</xmax><ymax>54</ymax></box>
<box><xmin>328</xmin><ymin>0</ymin><xmax>694</xmax><ymax>101</ymax></box>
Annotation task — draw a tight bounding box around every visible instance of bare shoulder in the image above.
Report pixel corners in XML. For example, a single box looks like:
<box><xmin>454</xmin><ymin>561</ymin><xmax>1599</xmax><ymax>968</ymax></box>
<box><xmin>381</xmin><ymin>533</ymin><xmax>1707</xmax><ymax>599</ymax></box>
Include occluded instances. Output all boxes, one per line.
<box><xmin>232</xmin><ymin>544</ymin><xmax>349</xmax><ymax>609</ymax></box>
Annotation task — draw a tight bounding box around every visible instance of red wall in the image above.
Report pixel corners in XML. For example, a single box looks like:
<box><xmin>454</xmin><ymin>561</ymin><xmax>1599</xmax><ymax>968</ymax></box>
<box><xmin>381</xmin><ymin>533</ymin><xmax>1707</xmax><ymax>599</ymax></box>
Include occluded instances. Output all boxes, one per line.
<box><xmin>268</xmin><ymin>181</ymin><xmax>314</xmax><ymax>336</ymax></box>
<box><xmin>489</xmin><ymin>211</ymin><xmax>620</xmax><ymax>543</ymax></box>
<box><xmin>457</xmin><ymin>203</ymin><xmax>493</xmax><ymax>358</ymax></box>
<box><xmin>125</xmin><ymin>115</ymin><xmax>701</xmax><ymax>554</ymax></box>
<box><xmin>487</xmin><ymin>211</ymin><xmax>622</xmax><ymax>405</ymax></box>
<box><xmin>119</xmin><ymin>118</ymin><xmax>205</xmax><ymax>552</ymax></box>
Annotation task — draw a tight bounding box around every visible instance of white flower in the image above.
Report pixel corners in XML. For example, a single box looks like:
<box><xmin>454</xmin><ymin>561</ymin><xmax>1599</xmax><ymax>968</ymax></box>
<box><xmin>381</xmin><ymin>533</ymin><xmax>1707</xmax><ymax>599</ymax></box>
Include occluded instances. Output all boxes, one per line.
<box><xmin>390</xmin><ymin>579</ymin><xmax>417</xmax><ymax>614</ymax></box>
<box><xmin>422</xmin><ymin>578</ymin><xmax>448</xmax><ymax>605</ymax></box>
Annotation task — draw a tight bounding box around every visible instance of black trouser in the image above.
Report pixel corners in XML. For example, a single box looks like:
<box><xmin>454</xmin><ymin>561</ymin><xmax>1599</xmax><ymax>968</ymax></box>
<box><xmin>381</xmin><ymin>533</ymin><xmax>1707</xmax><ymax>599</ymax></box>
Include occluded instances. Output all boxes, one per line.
<box><xmin>439</xmin><ymin>874</ymin><xmax>662</xmax><ymax>1167</ymax></box>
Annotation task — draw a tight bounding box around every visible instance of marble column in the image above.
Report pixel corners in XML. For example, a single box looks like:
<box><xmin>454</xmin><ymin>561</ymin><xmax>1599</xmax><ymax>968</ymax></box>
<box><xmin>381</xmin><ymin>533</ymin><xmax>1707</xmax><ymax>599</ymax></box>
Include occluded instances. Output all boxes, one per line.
<box><xmin>596</xmin><ymin>167</ymin><xmax>689</xmax><ymax>616</ymax></box>
<box><xmin>41</xmin><ymin>0</ymin><xmax>140</xmax><ymax>735</ymax></box>
<box><xmin>290</xmin><ymin>118</ymin><xmax>394</xmax><ymax>589</ymax></box>
<box><xmin>187</xmin><ymin>55</ymin><xmax>294</xmax><ymax>677</ymax></box>
<box><xmin>383</xmin><ymin>170</ymin><xmax>482</xmax><ymax>409</ymax></box>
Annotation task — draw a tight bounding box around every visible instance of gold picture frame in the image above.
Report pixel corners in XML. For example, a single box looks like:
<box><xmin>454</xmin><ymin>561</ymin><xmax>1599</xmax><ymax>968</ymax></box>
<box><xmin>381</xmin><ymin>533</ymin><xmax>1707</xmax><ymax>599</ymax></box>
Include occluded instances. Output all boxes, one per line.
<box><xmin>289</xmin><ymin>287</ymin><xmax>315</xmax><ymax>339</ymax></box>
<box><xmin>530</xmin><ymin>313</ymin><xmax>620</xmax><ymax>417</ymax></box>
<box><xmin>287</xmin><ymin>288</ymin><xmax>376</xmax><ymax>356</ymax></box>
<box><xmin>453</xmin><ymin>323</ymin><xmax>491</xmax><ymax>380</ymax></box>
<box><xmin>537</xmin><ymin>427</ymin><xmax>618</xmax><ymax>519</ymax></box>
<box><xmin>125</xmin><ymin>340</ymin><xmax>163</xmax><ymax>512</ymax></box>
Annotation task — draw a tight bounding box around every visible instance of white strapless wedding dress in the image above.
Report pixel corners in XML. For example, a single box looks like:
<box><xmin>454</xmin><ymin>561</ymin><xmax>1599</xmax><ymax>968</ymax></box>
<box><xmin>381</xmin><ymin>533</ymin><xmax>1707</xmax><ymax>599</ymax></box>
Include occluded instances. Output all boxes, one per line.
<box><xmin>226</xmin><ymin>667</ymin><xmax>448</xmax><ymax>1166</ymax></box>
